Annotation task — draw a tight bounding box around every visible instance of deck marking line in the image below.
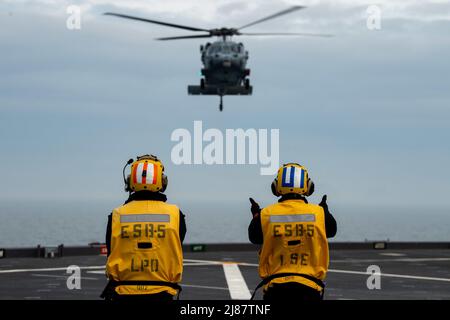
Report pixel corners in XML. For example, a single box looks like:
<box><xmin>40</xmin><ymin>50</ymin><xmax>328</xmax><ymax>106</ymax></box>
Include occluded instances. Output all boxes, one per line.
<box><xmin>331</xmin><ymin>258</ymin><xmax>450</xmax><ymax>263</ymax></box>
<box><xmin>238</xmin><ymin>262</ymin><xmax>450</xmax><ymax>283</ymax></box>
<box><xmin>222</xmin><ymin>263</ymin><xmax>252</xmax><ymax>300</ymax></box>
<box><xmin>2</xmin><ymin>259</ymin><xmax>449</xmax><ymax>283</ymax></box>
<box><xmin>0</xmin><ymin>266</ymin><xmax>105</xmax><ymax>274</ymax></box>
<box><xmin>328</xmin><ymin>269</ymin><xmax>450</xmax><ymax>282</ymax></box>
<box><xmin>379</xmin><ymin>253</ymin><xmax>406</xmax><ymax>257</ymax></box>
<box><xmin>32</xmin><ymin>273</ymin><xmax>98</xmax><ymax>281</ymax></box>
<box><xmin>182</xmin><ymin>284</ymin><xmax>229</xmax><ymax>291</ymax></box>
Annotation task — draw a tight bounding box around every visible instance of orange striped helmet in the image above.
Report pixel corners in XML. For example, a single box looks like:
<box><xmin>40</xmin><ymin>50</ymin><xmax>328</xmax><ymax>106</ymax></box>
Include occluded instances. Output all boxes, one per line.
<box><xmin>126</xmin><ymin>155</ymin><xmax>167</xmax><ymax>193</ymax></box>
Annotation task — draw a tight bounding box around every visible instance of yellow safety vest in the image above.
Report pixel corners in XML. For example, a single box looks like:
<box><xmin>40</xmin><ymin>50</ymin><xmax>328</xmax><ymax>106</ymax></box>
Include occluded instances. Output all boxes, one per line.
<box><xmin>106</xmin><ymin>200</ymin><xmax>183</xmax><ymax>296</ymax></box>
<box><xmin>259</xmin><ymin>199</ymin><xmax>329</xmax><ymax>292</ymax></box>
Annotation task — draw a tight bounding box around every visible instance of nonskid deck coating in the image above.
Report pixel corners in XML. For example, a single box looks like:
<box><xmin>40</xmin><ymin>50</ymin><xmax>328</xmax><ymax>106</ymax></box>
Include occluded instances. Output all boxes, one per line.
<box><xmin>1</xmin><ymin>249</ymin><xmax>450</xmax><ymax>300</ymax></box>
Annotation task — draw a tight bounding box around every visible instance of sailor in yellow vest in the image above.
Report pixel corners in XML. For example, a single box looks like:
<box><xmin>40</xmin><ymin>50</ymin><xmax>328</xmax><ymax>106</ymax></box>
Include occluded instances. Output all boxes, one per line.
<box><xmin>248</xmin><ymin>163</ymin><xmax>336</xmax><ymax>301</ymax></box>
<box><xmin>101</xmin><ymin>154</ymin><xmax>186</xmax><ymax>301</ymax></box>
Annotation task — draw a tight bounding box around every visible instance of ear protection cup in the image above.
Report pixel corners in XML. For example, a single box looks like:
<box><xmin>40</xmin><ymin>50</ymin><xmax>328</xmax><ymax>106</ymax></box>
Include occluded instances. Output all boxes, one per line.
<box><xmin>305</xmin><ymin>178</ymin><xmax>315</xmax><ymax>197</ymax></box>
<box><xmin>161</xmin><ymin>174</ymin><xmax>168</xmax><ymax>192</ymax></box>
<box><xmin>124</xmin><ymin>174</ymin><xmax>131</xmax><ymax>192</ymax></box>
<box><xmin>271</xmin><ymin>178</ymin><xmax>279</xmax><ymax>196</ymax></box>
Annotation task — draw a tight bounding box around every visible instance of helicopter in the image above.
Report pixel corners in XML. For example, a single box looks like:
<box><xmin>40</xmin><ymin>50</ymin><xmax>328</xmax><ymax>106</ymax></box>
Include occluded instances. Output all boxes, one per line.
<box><xmin>104</xmin><ymin>6</ymin><xmax>332</xmax><ymax>111</ymax></box>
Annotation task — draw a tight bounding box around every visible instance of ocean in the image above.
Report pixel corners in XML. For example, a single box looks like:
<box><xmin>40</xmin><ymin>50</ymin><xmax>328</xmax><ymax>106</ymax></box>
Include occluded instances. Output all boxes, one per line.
<box><xmin>0</xmin><ymin>199</ymin><xmax>449</xmax><ymax>247</ymax></box>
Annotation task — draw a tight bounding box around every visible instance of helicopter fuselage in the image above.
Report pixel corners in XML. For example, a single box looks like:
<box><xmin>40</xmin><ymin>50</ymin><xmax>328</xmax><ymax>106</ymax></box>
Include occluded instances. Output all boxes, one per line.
<box><xmin>200</xmin><ymin>39</ymin><xmax>250</xmax><ymax>87</ymax></box>
<box><xmin>105</xmin><ymin>6</ymin><xmax>326</xmax><ymax>111</ymax></box>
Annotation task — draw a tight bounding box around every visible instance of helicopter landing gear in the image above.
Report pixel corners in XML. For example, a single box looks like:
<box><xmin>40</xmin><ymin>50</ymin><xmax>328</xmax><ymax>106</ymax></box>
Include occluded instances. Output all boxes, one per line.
<box><xmin>219</xmin><ymin>95</ymin><xmax>223</xmax><ymax>112</ymax></box>
<box><xmin>244</xmin><ymin>78</ymin><xmax>250</xmax><ymax>90</ymax></box>
<box><xmin>200</xmin><ymin>78</ymin><xmax>205</xmax><ymax>89</ymax></box>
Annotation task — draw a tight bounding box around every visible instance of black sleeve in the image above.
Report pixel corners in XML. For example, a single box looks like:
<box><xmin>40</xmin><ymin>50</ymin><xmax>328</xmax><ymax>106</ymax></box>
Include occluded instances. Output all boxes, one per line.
<box><xmin>179</xmin><ymin>210</ymin><xmax>187</xmax><ymax>244</ymax></box>
<box><xmin>323</xmin><ymin>206</ymin><xmax>337</xmax><ymax>238</ymax></box>
<box><xmin>106</xmin><ymin>213</ymin><xmax>112</xmax><ymax>257</ymax></box>
<box><xmin>248</xmin><ymin>214</ymin><xmax>263</xmax><ymax>244</ymax></box>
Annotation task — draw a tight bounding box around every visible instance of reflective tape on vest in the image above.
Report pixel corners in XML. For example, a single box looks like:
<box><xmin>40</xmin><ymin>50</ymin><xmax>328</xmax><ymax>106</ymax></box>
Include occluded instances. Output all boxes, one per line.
<box><xmin>120</xmin><ymin>214</ymin><xmax>170</xmax><ymax>223</ymax></box>
<box><xmin>269</xmin><ymin>214</ymin><xmax>316</xmax><ymax>223</ymax></box>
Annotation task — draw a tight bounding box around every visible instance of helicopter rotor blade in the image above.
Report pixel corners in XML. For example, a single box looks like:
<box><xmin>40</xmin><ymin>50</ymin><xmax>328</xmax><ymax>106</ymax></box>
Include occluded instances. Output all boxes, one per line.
<box><xmin>156</xmin><ymin>34</ymin><xmax>213</xmax><ymax>41</ymax></box>
<box><xmin>104</xmin><ymin>12</ymin><xmax>209</xmax><ymax>32</ymax></box>
<box><xmin>239</xmin><ymin>32</ymin><xmax>333</xmax><ymax>38</ymax></box>
<box><xmin>238</xmin><ymin>5</ymin><xmax>306</xmax><ymax>30</ymax></box>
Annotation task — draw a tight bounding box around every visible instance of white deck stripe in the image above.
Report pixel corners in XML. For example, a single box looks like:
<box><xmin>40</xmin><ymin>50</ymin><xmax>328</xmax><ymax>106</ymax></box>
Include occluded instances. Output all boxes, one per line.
<box><xmin>328</xmin><ymin>269</ymin><xmax>450</xmax><ymax>282</ymax></box>
<box><xmin>0</xmin><ymin>260</ymin><xmax>221</xmax><ymax>274</ymax></box>
<box><xmin>222</xmin><ymin>263</ymin><xmax>251</xmax><ymax>300</ymax></box>
<box><xmin>32</xmin><ymin>273</ymin><xmax>99</xmax><ymax>281</ymax></box>
<box><xmin>331</xmin><ymin>258</ymin><xmax>450</xmax><ymax>263</ymax></box>
<box><xmin>0</xmin><ymin>266</ymin><xmax>104</xmax><ymax>274</ymax></box>
<box><xmin>184</xmin><ymin>259</ymin><xmax>225</xmax><ymax>265</ymax></box>
<box><xmin>184</xmin><ymin>263</ymin><xmax>223</xmax><ymax>266</ymax></box>
<box><xmin>86</xmin><ymin>270</ymin><xmax>106</xmax><ymax>275</ymax></box>
<box><xmin>182</xmin><ymin>284</ymin><xmax>229</xmax><ymax>291</ymax></box>
<box><xmin>2</xmin><ymin>259</ymin><xmax>450</xmax><ymax>284</ymax></box>
<box><xmin>379</xmin><ymin>253</ymin><xmax>406</xmax><ymax>257</ymax></box>
<box><xmin>237</xmin><ymin>262</ymin><xmax>450</xmax><ymax>283</ymax></box>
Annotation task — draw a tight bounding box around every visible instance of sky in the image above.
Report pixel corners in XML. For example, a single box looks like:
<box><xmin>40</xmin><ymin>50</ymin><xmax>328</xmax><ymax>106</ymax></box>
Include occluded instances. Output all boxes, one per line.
<box><xmin>1</xmin><ymin>0</ymin><xmax>450</xmax><ymax>215</ymax></box>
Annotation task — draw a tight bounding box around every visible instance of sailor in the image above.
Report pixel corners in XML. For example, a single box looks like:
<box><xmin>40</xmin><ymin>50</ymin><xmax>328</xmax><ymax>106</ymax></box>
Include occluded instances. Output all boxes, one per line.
<box><xmin>102</xmin><ymin>154</ymin><xmax>186</xmax><ymax>301</ymax></box>
<box><xmin>248</xmin><ymin>163</ymin><xmax>337</xmax><ymax>300</ymax></box>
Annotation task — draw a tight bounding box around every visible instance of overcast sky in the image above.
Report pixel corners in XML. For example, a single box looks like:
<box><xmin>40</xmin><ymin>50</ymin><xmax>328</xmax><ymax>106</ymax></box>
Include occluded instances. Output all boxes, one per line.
<box><xmin>1</xmin><ymin>0</ymin><xmax>450</xmax><ymax>213</ymax></box>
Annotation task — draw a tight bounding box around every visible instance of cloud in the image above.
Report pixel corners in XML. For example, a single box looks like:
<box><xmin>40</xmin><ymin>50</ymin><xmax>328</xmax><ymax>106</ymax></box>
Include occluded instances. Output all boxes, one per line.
<box><xmin>3</xmin><ymin>0</ymin><xmax>450</xmax><ymax>27</ymax></box>
<box><xmin>1</xmin><ymin>0</ymin><xmax>450</xmax><ymax>209</ymax></box>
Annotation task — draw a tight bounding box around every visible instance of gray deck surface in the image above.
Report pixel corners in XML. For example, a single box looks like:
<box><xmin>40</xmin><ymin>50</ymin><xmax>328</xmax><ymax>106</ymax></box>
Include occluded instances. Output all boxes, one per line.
<box><xmin>1</xmin><ymin>249</ymin><xmax>449</xmax><ymax>300</ymax></box>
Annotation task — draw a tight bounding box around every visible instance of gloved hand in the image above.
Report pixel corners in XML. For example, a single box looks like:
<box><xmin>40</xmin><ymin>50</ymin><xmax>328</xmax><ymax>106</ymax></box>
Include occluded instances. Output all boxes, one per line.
<box><xmin>319</xmin><ymin>195</ymin><xmax>328</xmax><ymax>211</ymax></box>
<box><xmin>249</xmin><ymin>198</ymin><xmax>261</xmax><ymax>217</ymax></box>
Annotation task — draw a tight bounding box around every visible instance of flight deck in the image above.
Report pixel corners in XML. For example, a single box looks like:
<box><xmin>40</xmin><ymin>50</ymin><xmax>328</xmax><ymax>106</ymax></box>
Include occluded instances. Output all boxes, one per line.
<box><xmin>1</xmin><ymin>243</ymin><xmax>449</xmax><ymax>300</ymax></box>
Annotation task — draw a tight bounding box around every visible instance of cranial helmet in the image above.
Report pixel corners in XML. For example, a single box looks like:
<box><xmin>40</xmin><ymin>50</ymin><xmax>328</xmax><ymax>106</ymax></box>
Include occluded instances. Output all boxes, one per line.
<box><xmin>124</xmin><ymin>155</ymin><xmax>168</xmax><ymax>193</ymax></box>
<box><xmin>271</xmin><ymin>163</ymin><xmax>315</xmax><ymax>197</ymax></box>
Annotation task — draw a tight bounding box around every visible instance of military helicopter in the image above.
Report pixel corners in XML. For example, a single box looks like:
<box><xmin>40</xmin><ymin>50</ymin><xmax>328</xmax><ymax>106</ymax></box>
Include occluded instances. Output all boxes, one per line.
<box><xmin>104</xmin><ymin>6</ymin><xmax>332</xmax><ymax>111</ymax></box>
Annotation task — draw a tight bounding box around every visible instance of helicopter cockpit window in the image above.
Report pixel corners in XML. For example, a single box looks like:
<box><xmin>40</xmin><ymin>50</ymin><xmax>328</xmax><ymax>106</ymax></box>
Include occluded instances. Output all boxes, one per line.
<box><xmin>231</xmin><ymin>45</ymin><xmax>240</xmax><ymax>53</ymax></box>
<box><xmin>209</xmin><ymin>46</ymin><xmax>222</xmax><ymax>54</ymax></box>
